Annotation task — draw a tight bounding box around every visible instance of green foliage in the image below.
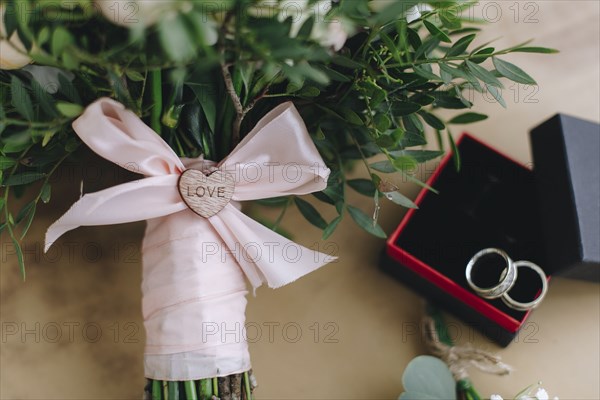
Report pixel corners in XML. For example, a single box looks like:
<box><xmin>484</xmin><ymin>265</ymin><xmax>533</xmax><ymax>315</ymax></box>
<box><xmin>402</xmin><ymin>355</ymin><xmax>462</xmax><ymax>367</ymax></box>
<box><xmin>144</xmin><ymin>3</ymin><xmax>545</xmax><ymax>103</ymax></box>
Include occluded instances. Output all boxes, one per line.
<box><xmin>0</xmin><ymin>0</ymin><xmax>556</xmax><ymax>276</ymax></box>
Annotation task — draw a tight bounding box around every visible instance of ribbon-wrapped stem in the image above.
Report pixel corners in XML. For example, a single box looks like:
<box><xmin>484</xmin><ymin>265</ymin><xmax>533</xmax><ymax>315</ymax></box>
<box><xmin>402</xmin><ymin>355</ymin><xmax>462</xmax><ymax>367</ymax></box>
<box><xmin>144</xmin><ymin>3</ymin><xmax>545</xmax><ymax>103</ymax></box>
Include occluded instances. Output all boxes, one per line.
<box><xmin>46</xmin><ymin>98</ymin><xmax>334</xmax><ymax>387</ymax></box>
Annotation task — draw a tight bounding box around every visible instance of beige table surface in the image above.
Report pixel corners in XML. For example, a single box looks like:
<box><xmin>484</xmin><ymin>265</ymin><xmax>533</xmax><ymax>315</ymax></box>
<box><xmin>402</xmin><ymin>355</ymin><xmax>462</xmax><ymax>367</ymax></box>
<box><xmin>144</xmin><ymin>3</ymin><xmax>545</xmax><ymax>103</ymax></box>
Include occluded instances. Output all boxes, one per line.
<box><xmin>1</xmin><ymin>1</ymin><xmax>599</xmax><ymax>399</ymax></box>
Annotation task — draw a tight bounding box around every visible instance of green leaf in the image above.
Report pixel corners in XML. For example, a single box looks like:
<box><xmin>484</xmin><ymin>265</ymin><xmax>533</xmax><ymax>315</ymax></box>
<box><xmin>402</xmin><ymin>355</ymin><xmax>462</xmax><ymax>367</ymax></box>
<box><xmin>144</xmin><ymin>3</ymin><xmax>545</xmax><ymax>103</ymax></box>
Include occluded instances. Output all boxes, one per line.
<box><xmin>40</xmin><ymin>183</ymin><xmax>51</xmax><ymax>204</ymax></box>
<box><xmin>392</xmin><ymin>101</ymin><xmax>421</xmax><ymax>117</ymax></box>
<box><xmin>411</xmin><ymin>94</ymin><xmax>435</xmax><ymax>106</ymax></box>
<box><xmin>486</xmin><ymin>84</ymin><xmax>506</xmax><ymax>108</ymax></box>
<box><xmin>10</xmin><ymin>76</ymin><xmax>34</xmax><ymax>121</ymax></box>
<box><xmin>432</xmin><ymin>93</ymin><xmax>472</xmax><ymax>109</ymax></box>
<box><xmin>471</xmin><ymin>47</ymin><xmax>495</xmax><ymax>64</ymax></box>
<box><xmin>30</xmin><ymin>80</ymin><xmax>59</xmax><ymax>118</ymax></box>
<box><xmin>17</xmin><ymin>202</ymin><xmax>36</xmax><ymax>240</ymax></box>
<box><xmin>298</xmin><ymin>86</ymin><xmax>320</xmax><ymax>97</ymax></box>
<box><xmin>11</xmin><ymin>235</ymin><xmax>26</xmax><ymax>280</ymax></box>
<box><xmin>51</xmin><ymin>27</ymin><xmax>73</xmax><ymax>57</ymax></box>
<box><xmin>466</xmin><ymin>60</ymin><xmax>504</xmax><ymax>88</ymax></box>
<box><xmin>15</xmin><ymin>201</ymin><xmax>34</xmax><ymax>224</ymax></box>
<box><xmin>322</xmin><ymin>216</ymin><xmax>342</xmax><ymax>240</ymax></box>
<box><xmin>337</xmin><ymin>108</ymin><xmax>363</xmax><ymax>125</ymax></box>
<box><xmin>0</xmin><ymin>156</ymin><xmax>16</xmax><ymax>170</ymax></box>
<box><xmin>370</xmin><ymin>161</ymin><xmax>395</xmax><ymax>173</ymax></box>
<box><xmin>492</xmin><ymin>57</ymin><xmax>537</xmax><ymax>85</ymax></box>
<box><xmin>347</xmin><ymin>179</ymin><xmax>376</xmax><ymax>197</ymax></box>
<box><xmin>419</xmin><ymin>111</ymin><xmax>445</xmax><ymax>130</ymax></box>
<box><xmin>446</xmin><ymin>34</ymin><xmax>476</xmax><ymax>57</ymax></box>
<box><xmin>380</xmin><ymin>32</ymin><xmax>401</xmax><ymax>63</ymax></box>
<box><xmin>61</xmin><ymin>50</ymin><xmax>79</xmax><ymax>70</ymax></box>
<box><xmin>58</xmin><ymin>74</ymin><xmax>81</xmax><ymax>103</ymax></box>
<box><xmin>159</xmin><ymin>15</ymin><xmax>195</xmax><ymax>62</ymax></box>
<box><xmin>392</xmin><ymin>156</ymin><xmax>418</xmax><ymax>171</ymax></box>
<box><xmin>37</xmin><ymin>26</ymin><xmax>50</xmax><ymax>46</ymax></box>
<box><xmin>399</xmin><ymin>129</ymin><xmax>427</xmax><ymax>147</ymax></box>
<box><xmin>312</xmin><ymin>191</ymin><xmax>335</xmax><ymax>205</ymax></box>
<box><xmin>375</xmin><ymin>134</ymin><xmax>395</xmax><ymax>148</ymax></box>
<box><xmin>294</xmin><ymin>197</ymin><xmax>327</xmax><ymax>229</ymax></box>
<box><xmin>331</xmin><ymin>55</ymin><xmax>365</xmax><ymax>69</ymax></box>
<box><xmin>447</xmin><ymin>131</ymin><xmax>461</xmax><ymax>171</ymax></box>
<box><xmin>321</xmin><ymin>66</ymin><xmax>351</xmax><ymax>82</ymax></box>
<box><xmin>449</xmin><ymin>112</ymin><xmax>488</xmax><ymax>124</ymax></box>
<box><xmin>374</xmin><ymin>114</ymin><xmax>391</xmax><ymax>132</ymax></box>
<box><xmin>413</xmin><ymin>65</ymin><xmax>441</xmax><ymax>81</ymax></box>
<box><xmin>347</xmin><ymin>205</ymin><xmax>386</xmax><ymax>239</ymax></box>
<box><xmin>56</xmin><ymin>102</ymin><xmax>83</xmax><ymax>118</ymax></box>
<box><xmin>510</xmin><ymin>47</ymin><xmax>559</xmax><ymax>54</ymax></box>
<box><xmin>439</xmin><ymin>11</ymin><xmax>461</xmax><ymax>30</ymax></box>
<box><xmin>423</xmin><ymin>20</ymin><xmax>452</xmax><ymax>43</ymax></box>
<box><xmin>394</xmin><ymin>150</ymin><xmax>444</xmax><ymax>163</ymax></box>
<box><xmin>125</xmin><ymin>70</ymin><xmax>145</xmax><ymax>82</ymax></box>
<box><xmin>3</xmin><ymin>172</ymin><xmax>45</xmax><ymax>186</ymax></box>
<box><xmin>384</xmin><ymin>191</ymin><xmax>418</xmax><ymax>208</ymax></box>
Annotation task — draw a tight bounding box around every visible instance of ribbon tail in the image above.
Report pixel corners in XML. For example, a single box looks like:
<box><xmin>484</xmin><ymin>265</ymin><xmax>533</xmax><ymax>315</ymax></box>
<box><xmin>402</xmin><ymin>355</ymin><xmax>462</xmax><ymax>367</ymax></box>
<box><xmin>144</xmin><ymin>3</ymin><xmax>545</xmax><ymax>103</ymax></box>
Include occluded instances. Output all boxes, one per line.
<box><xmin>209</xmin><ymin>205</ymin><xmax>337</xmax><ymax>290</ymax></box>
<box><xmin>45</xmin><ymin>175</ymin><xmax>186</xmax><ymax>252</ymax></box>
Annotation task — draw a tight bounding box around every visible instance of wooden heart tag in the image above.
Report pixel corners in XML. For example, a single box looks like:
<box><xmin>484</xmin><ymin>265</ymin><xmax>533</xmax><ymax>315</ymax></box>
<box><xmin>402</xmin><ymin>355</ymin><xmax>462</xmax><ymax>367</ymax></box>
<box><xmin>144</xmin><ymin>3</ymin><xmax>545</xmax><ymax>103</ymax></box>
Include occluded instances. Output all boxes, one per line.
<box><xmin>178</xmin><ymin>169</ymin><xmax>235</xmax><ymax>218</ymax></box>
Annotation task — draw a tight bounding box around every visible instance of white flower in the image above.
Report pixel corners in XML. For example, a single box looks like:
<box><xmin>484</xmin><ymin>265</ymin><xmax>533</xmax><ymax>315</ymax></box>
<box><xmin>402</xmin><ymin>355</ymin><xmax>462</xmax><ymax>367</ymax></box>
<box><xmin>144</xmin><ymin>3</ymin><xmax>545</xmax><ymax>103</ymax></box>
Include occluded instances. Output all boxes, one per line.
<box><xmin>490</xmin><ymin>395</ymin><xmax>504</xmax><ymax>400</ymax></box>
<box><xmin>406</xmin><ymin>4</ymin><xmax>434</xmax><ymax>23</ymax></box>
<box><xmin>0</xmin><ymin>4</ymin><xmax>32</xmax><ymax>70</ymax></box>
<box><xmin>368</xmin><ymin>1</ymin><xmax>433</xmax><ymax>23</ymax></box>
<box><xmin>534</xmin><ymin>388</ymin><xmax>549</xmax><ymax>400</ymax></box>
<box><xmin>311</xmin><ymin>18</ymin><xmax>350</xmax><ymax>51</ymax></box>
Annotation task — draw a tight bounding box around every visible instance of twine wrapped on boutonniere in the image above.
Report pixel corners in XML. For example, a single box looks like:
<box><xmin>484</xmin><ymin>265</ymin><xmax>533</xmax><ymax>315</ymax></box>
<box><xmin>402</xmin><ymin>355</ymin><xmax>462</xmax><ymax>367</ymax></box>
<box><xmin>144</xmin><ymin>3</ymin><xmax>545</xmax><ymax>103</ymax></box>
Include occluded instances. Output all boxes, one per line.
<box><xmin>422</xmin><ymin>306</ymin><xmax>512</xmax><ymax>400</ymax></box>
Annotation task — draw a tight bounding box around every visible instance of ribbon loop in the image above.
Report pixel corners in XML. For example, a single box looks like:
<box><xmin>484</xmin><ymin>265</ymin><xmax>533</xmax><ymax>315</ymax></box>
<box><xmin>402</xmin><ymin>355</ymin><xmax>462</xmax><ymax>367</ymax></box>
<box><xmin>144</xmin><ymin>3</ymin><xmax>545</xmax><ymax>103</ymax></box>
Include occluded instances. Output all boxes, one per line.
<box><xmin>45</xmin><ymin>98</ymin><xmax>334</xmax><ymax>290</ymax></box>
<box><xmin>73</xmin><ymin>99</ymin><xmax>185</xmax><ymax>176</ymax></box>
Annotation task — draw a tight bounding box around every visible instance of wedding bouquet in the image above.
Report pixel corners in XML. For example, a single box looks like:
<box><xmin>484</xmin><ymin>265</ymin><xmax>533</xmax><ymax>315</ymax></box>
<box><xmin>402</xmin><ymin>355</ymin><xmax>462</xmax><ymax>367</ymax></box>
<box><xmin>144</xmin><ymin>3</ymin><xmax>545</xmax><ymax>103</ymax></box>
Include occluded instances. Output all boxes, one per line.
<box><xmin>1</xmin><ymin>0</ymin><xmax>555</xmax><ymax>398</ymax></box>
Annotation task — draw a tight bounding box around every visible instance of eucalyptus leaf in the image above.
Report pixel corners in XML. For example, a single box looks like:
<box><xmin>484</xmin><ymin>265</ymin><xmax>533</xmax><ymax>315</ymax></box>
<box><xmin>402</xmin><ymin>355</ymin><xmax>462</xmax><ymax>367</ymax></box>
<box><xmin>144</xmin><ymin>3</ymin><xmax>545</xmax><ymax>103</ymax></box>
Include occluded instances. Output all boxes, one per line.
<box><xmin>294</xmin><ymin>197</ymin><xmax>327</xmax><ymax>229</ymax></box>
<box><xmin>486</xmin><ymin>84</ymin><xmax>507</xmax><ymax>108</ymax></box>
<box><xmin>384</xmin><ymin>191</ymin><xmax>418</xmax><ymax>209</ymax></box>
<box><xmin>322</xmin><ymin>216</ymin><xmax>342</xmax><ymax>240</ymax></box>
<box><xmin>18</xmin><ymin>203</ymin><xmax>36</xmax><ymax>240</ymax></box>
<box><xmin>449</xmin><ymin>112</ymin><xmax>488</xmax><ymax>124</ymax></box>
<box><xmin>0</xmin><ymin>156</ymin><xmax>16</xmax><ymax>170</ymax></box>
<box><xmin>423</xmin><ymin>20</ymin><xmax>452</xmax><ymax>43</ymax></box>
<box><xmin>40</xmin><ymin>183</ymin><xmax>52</xmax><ymax>204</ymax></box>
<box><xmin>392</xmin><ymin>102</ymin><xmax>421</xmax><ymax>117</ymax></box>
<box><xmin>419</xmin><ymin>111</ymin><xmax>445</xmax><ymax>130</ymax></box>
<box><xmin>466</xmin><ymin>60</ymin><xmax>504</xmax><ymax>88</ymax></box>
<box><xmin>347</xmin><ymin>179</ymin><xmax>377</xmax><ymax>197</ymax></box>
<box><xmin>447</xmin><ymin>131</ymin><xmax>461</xmax><ymax>171</ymax></box>
<box><xmin>346</xmin><ymin>205</ymin><xmax>386</xmax><ymax>239</ymax></box>
<box><xmin>10</xmin><ymin>76</ymin><xmax>34</xmax><ymax>121</ymax></box>
<box><xmin>471</xmin><ymin>47</ymin><xmax>495</xmax><ymax>63</ymax></box>
<box><xmin>3</xmin><ymin>172</ymin><xmax>45</xmax><ymax>186</ymax></box>
<box><xmin>492</xmin><ymin>57</ymin><xmax>537</xmax><ymax>85</ymax></box>
<box><xmin>11</xmin><ymin>236</ymin><xmax>26</xmax><ymax>280</ymax></box>
<box><xmin>510</xmin><ymin>46</ymin><xmax>559</xmax><ymax>54</ymax></box>
<box><xmin>56</xmin><ymin>102</ymin><xmax>83</xmax><ymax>118</ymax></box>
<box><xmin>446</xmin><ymin>34</ymin><xmax>476</xmax><ymax>57</ymax></box>
<box><xmin>400</xmin><ymin>356</ymin><xmax>456</xmax><ymax>400</ymax></box>
<box><xmin>370</xmin><ymin>161</ymin><xmax>395</xmax><ymax>173</ymax></box>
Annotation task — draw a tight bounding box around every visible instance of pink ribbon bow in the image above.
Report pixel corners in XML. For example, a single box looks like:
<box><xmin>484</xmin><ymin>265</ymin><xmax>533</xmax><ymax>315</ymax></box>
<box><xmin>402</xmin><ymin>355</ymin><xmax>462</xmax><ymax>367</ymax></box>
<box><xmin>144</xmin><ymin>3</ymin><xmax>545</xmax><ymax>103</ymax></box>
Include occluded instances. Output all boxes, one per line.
<box><xmin>45</xmin><ymin>98</ymin><xmax>334</xmax><ymax>380</ymax></box>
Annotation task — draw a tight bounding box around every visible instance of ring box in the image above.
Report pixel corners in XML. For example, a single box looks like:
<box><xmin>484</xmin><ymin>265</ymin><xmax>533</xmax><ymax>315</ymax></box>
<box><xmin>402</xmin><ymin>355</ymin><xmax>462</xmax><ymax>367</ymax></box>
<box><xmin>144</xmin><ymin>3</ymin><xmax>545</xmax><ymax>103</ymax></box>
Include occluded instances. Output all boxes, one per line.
<box><xmin>381</xmin><ymin>114</ymin><xmax>600</xmax><ymax>346</ymax></box>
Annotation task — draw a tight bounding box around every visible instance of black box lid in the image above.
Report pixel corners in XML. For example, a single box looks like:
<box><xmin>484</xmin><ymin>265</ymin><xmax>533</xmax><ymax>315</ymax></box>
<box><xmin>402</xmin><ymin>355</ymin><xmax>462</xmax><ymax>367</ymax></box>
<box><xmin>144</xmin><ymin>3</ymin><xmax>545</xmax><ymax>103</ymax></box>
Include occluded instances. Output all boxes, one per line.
<box><xmin>530</xmin><ymin>114</ymin><xmax>600</xmax><ymax>282</ymax></box>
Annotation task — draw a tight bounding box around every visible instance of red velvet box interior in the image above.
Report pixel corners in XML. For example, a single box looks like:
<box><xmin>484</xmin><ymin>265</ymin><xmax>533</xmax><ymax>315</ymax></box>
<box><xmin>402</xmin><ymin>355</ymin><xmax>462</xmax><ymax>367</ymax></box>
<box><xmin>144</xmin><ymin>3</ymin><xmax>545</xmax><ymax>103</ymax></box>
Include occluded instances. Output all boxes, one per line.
<box><xmin>385</xmin><ymin>134</ymin><xmax>548</xmax><ymax>343</ymax></box>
